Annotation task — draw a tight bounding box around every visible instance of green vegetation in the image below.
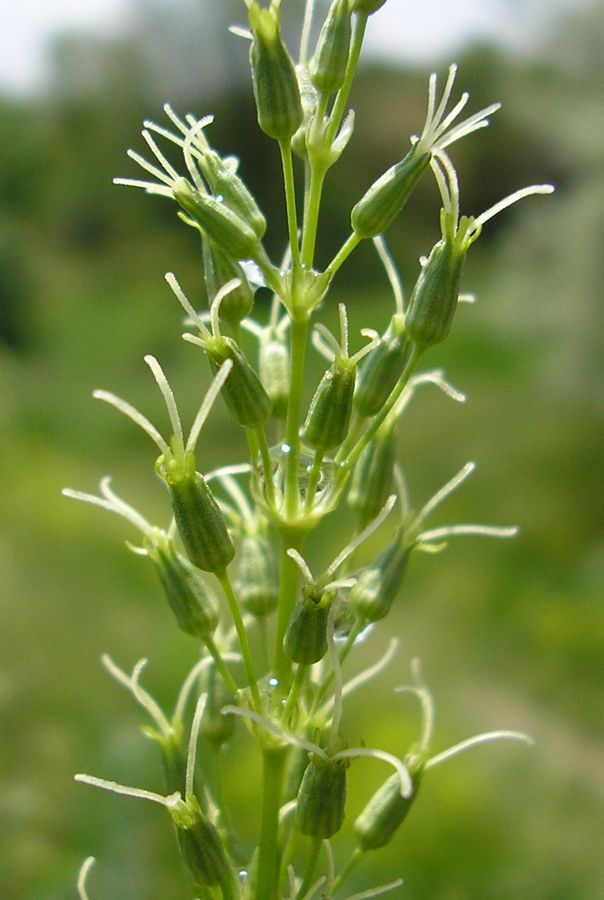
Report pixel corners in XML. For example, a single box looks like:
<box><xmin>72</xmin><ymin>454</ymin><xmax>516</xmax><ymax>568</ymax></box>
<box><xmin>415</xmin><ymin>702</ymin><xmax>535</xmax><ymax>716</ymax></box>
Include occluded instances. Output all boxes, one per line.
<box><xmin>0</xmin><ymin>2</ymin><xmax>602</xmax><ymax>898</ymax></box>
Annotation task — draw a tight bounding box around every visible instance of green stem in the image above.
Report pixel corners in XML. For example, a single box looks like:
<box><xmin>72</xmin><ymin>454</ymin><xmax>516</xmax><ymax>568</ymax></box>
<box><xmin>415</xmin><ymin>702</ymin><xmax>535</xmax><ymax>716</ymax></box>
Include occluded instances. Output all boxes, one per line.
<box><xmin>331</xmin><ymin>846</ymin><xmax>364</xmax><ymax>894</ymax></box>
<box><xmin>279</xmin><ymin>139</ymin><xmax>301</xmax><ymax>267</ymax></box>
<box><xmin>274</xmin><ymin>530</ymin><xmax>306</xmax><ymax>686</ymax></box>
<box><xmin>217</xmin><ymin>571</ymin><xmax>262</xmax><ymax>712</ymax></box>
<box><xmin>204</xmin><ymin>633</ymin><xmax>240</xmax><ymax>697</ymax></box>
<box><xmin>254</xmin><ymin>745</ymin><xmax>288</xmax><ymax>900</ymax></box>
<box><xmin>297</xmin><ymin>837</ymin><xmax>323</xmax><ymax>898</ymax></box>
<box><xmin>282</xmin><ymin>663</ymin><xmax>308</xmax><ymax>726</ymax></box>
<box><xmin>255</xmin><ymin>425</ymin><xmax>278</xmax><ymax>509</ymax></box>
<box><xmin>325</xmin><ymin>231</ymin><xmax>362</xmax><ymax>282</ymax></box>
<box><xmin>304</xmin><ymin>448</ymin><xmax>324</xmax><ymax>513</ymax></box>
<box><xmin>301</xmin><ymin>163</ymin><xmax>328</xmax><ymax>269</ymax></box>
<box><xmin>326</xmin><ymin>10</ymin><xmax>369</xmax><ymax>144</ymax></box>
<box><xmin>284</xmin><ymin>313</ymin><xmax>310</xmax><ymax>518</ymax></box>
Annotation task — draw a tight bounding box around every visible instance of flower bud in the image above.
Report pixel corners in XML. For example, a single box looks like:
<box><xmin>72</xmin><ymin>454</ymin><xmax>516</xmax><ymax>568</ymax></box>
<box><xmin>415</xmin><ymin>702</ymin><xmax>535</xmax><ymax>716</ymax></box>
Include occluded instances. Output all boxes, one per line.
<box><xmin>354</xmin><ymin>758</ymin><xmax>424</xmax><ymax>850</ymax></box>
<box><xmin>296</xmin><ymin>754</ymin><xmax>348</xmax><ymax>838</ymax></box>
<box><xmin>351</xmin><ymin>147</ymin><xmax>431</xmax><ymax>240</ymax></box>
<box><xmin>203</xmin><ymin>239</ymin><xmax>255</xmax><ymax>328</ymax></box>
<box><xmin>159</xmin><ymin>458</ymin><xmax>235</xmax><ymax>574</ymax></box>
<box><xmin>348</xmin><ymin>421</ymin><xmax>397</xmax><ymax>527</ymax></box>
<box><xmin>351</xmin><ymin>0</ymin><xmax>388</xmax><ymax>12</ymax></box>
<box><xmin>259</xmin><ymin>335</ymin><xmax>290</xmax><ymax>419</ymax></box>
<box><xmin>353</xmin><ymin>314</ymin><xmax>412</xmax><ymax>418</ymax></box>
<box><xmin>303</xmin><ymin>356</ymin><xmax>356</xmax><ymax>451</ymax></box>
<box><xmin>200</xmin><ymin>149</ymin><xmax>267</xmax><ymax>240</ymax></box>
<box><xmin>237</xmin><ymin>532</ymin><xmax>278</xmax><ymax>617</ymax></box>
<box><xmin>200</xmin><ymin>663</ymin><xmax>236</xmax><ymax>747</ymax></box>
<box><xmin>405</xmin><ymin>226</ymin><xmax>467</xmax><ymax>347</ymax></box>
<box><xmin>173</xmin><ymin>178</ymin><xmax>260</xmax><ymax>261</ymax></box>
<box><xmin>349</xmin><ymin>539</ymin><xmax>410</xmax><ymax>623</ymax></box>
<box><xmin>311</xmin><ymin>0</ymin><xmax>352</xmax><ymax>97</ymax></box>
<box><xmin>148</xmin><ymin>536</ymin><xmax>219</xmax><ymax>639</ymax></box>
<box><xmin>283</xmin><ymin>587</ymin><xmax>332</xmax><ymax>665</ymax></box>
<box><xmin>172</xmin><ymin>795</ymin><xmax>231</xmax><ymax>887</ymax></box>
<box><xmin>249</xmin><ymin>2</ymin><xmax>304</xmax><ymax>141</ymax></box>
<box><xmin>204</xmin><ymin>335</ymin><xmax>272</xmax><ymax>427</ymax></box>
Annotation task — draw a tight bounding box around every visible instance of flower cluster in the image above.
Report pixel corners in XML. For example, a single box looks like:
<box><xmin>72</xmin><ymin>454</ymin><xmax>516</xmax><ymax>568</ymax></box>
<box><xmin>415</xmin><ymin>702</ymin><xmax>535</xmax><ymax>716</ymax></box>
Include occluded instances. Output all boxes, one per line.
<box><xmin>68</xmin><ymin>1</ymin><xmax>552</xmax><ymax>898</ymax></box>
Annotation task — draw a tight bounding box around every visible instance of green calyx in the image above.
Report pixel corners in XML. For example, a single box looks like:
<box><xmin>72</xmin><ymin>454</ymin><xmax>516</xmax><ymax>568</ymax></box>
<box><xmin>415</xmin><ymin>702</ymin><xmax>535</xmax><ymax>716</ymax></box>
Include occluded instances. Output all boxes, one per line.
<box><xmin>405</xmin><ymin>210</ymin><xmax>476</xmax><ymax>349</ymax></box>
<box><xmin>296</xmin><ymin>754</ymin><xmax>349</xmax><ymax>838</ymax></box>
<box><xmin>311</xmin><ymin>0</ymin><xmax>352</xmax><ymax>97</ymax></box>
<box><xmin>303</xmin><ymin>355</ymin><xmax>356</xmax><ymax>451</ymax></box>
<box><xmin>349</xmin><ymin>538</ymin><xmax>410</xmax><ymax>623</ymax></box>
<box><xmin>249</xmin><ymin>2</ymin><xmax>304</xmax><ymax>141</ymax></box>
<box><xmin>147</xmin><ymin>534</ymin><xmax>219</xmax><ymax>639</ymax></box>
<box><xmin>173</xmin><ymin>178</ymin><xmax>261</xmax><ymax>261</ymax></box>
<box><xmin>204</xmin><ymin>334</ymin><xmax>272</xmax><ymax>427</ymax></box>
<box><xmin>354</xmin><ymin>754</ymin><xmax>425</xmax><ymax>851</ymax></box>
<box><xmin>171</xmin><ymin>795</ymin><xmax>232</xmax><ymax>888</ymax></box>
<box><xmin>354</xmin><ymin>314</ymin><xmax>412</xmax><ymax>418</ymax></box>
<box><xmin>283</xmin><ymin>586</ymin><xmax>333</xmax><ymax>665</ymax></box>
<box><xmin>351</xmin><ymin>146</ymin><xmax>432</xmax><ymax>240</ymax></box>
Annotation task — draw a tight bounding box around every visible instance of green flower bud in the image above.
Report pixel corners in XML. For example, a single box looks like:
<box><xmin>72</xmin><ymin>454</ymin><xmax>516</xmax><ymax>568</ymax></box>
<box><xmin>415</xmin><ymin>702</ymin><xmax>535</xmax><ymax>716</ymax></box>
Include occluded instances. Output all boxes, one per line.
<box><xmin>348</xmin><ymin>420</ymin><xmax>397</xmax><ymax>527</ymax></box>
<box><xmin>354</xmin><ymin>758</ymin><xmax>424</xmax><ymax>850</ymax></box>
<box><xmin>238</xmin><ymin>532</ymin><xmax>278</xmax><ymax>617</ymax></box>
<box><xmin>311</xmin><ymin>0</ymin><xmax>352</xmax><ymax>97</ymax></box>
<box><xmin>405</xmin><ymin>219</ymin><xmax>468</xmax><ymax>347</ymax></box>
<box><xmin>354</xmin><ymin>314</ymin><xmax>413</xmax><ymax>418</ymax></box>
<box><xmin>200</xmin><ymin>149</ymin><xmax>267</xmax><ymax>240</ymax></box>
<box><xmin>173</xmin><ymin>178</ymin><xmax>260</xmax><ymax>261</ymax></box>
<box><xmin>351</xmin><ymin>0</ymin><xmax>388</xmax><ymax>13</ymax></box>
<box><xmin>204</xmin><ymin>334</ymin><xmax>272</xmax><ymax>427</ymax></box>
<box><xmin>159</xmin><ymin>457</ymin><xmax>235</xmax><ymax>574</ymax></box>
<box><xmin>349</xmin><ymin>539</ymin><xmax>410</xmax><ymax>623</ymax></box>
<box><xmin>249</xmin><ymin>2</ymin><xmax>304</xmax><ymax>141</ymax></box>
<box><xmin>200</xmin><ymin>663</ymin><xmax>236</xmax><ymax>747</ymax></box>
<box><xmin>351</xmin><ymin>147</ymin><xmax>431</xmax><ymax>240</ymax></box>
<box><xmin>296</xmin><ymin>754</ymin><xmax>348</xmax><ymax>838</ymax></box>
<box><xmin>203</xmin><ymin>239</ymin><xmax>255</xmax><ymax>328</ymax></box>
<box><xmin>283</xmin><ymin>587</ymin><xmax>332</xmax><ymax>665</ymax></box>
<box><xmin>148</xmin><ymin>535</ymin><xmax>219</xmax><ymax>639</ymax></box>
<box><xmin>303</xmin><ymin>356</ymin><xmax>356</xmax><ymax>451</ymax></box>
<box><xmin>259</xmin><ymin>335</ymin><xmax>290</xmax><ymax>419</ymax></box>
<box><xmin>172</xmin><ymin>795</ymin><xmax>231</xmax><ymax>887</ymax></box>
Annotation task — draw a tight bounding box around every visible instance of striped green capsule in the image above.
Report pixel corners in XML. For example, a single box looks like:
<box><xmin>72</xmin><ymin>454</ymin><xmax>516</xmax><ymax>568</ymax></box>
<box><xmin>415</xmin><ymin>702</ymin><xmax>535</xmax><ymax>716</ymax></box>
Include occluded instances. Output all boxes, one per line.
<box><xmin>259</xmin><ymin>335</ymin><xmax>290</xmax><ymax>419</ymax></box>
<box><xmin>354</xmin><ymin>314</ymin><xmax>413</xmax><ymax>418</ymax></box>
<box><xmin>200</xmin><ymin>149</ymin><xmax>266</xmax><ymax>240</ymax></box>
<box><xmin>173</xmin><ymin>178</ymin><xmax>260</xmax><ymax>262</ymax></box>
<box><xmin>354</xmin><ymin>758</ymin><xmax>424</xmax><ymax>850</ymax></box>
<box><xmin>303</xmin><ymin>356</ymin><xmax>356</xmax><ymax>451</ymax></box>
<box><xmin>203</xmin><ymin>239</ymin><xmax>254</xmax><ymax>328</ymax></box>
<box><xmin>349</xmin><ymin>539</ymin><xmax>410</xmax><ymax>623</ymax></box>
<box><xmin>311</xmin><ymin>0</ymin><xmax>352</xmax><ymax>97</ymax></box>
<box><xmin>405</xmin><ymin>233</ymin><xmax>467</xmax><ymax>348</ymax></box>
<box><xmin>351</xmin><ymin>147</ymin><xmax>431</xmax><ymax>240</ymax></box>
<box><xmin>148</xmin><ymin>537</ymin><xmax>219</xmax><ymax>639</ymax></box>
<box><xmin>283</xmin><ymin>587</ymin><xmax>332</xmax><ymax>665</ymax></box>
<box><xmin>348</xmin><ymin>420</ymin><xmax>397</xmax><ymax>527</ymax></box>
<box><xmin>204</xmin><ymin>335</ymin><xmax>272</xmax><ymax>427</ymax></box>
<box><xmin>237</xmin><ymin>532</ymin><xmax>278</xmax><ymax>617</ymax></box>
<box><xmin>296</xmin><ymin>754</ymin><xmax>348</xmax><ymax>838</ymax></box>
<box><xmin>248</xmin><ymin>3</ymin><xmax>303</xmax><ymax>141</ymax></box>
<box><xmin>171</xmin><ymin>796</ymin><xmax>232</xmax><ymax>888</ymax></box>
<box><xmin>159</xmin><ymin>458</ymin><xmax>234</xmax><ymax>574</ymax></box>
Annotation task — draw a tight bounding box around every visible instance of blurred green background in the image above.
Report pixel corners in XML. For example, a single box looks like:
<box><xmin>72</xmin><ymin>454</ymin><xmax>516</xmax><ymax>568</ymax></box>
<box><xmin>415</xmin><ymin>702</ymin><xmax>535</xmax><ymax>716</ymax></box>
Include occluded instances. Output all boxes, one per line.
<box><xmin>1</xmin><ymin>1</ymin><xmax>603</xmax><ymax>897</ymax></box>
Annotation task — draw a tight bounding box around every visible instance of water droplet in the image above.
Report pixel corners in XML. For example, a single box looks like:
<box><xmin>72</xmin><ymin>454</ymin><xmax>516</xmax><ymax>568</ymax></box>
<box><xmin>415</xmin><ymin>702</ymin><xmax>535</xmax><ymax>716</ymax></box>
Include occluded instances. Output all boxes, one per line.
<box><xmin>238</xmin><ymin>869</ymin><xmax>249</xmax><ymax>881</ymax></box>
<box><xmin>268</xmin><ymin>677</ymin><xmax>279</xmax><ymax>688</ymax></box>
<box><xmin>280</xmin><ymin>443</ymin><xmax>291</xmax><ymax>455</ymax></box>
<box><xmin>216</xmin><ymin>194</ymin><xmax>224</xmax><ymax>203</ymax></box>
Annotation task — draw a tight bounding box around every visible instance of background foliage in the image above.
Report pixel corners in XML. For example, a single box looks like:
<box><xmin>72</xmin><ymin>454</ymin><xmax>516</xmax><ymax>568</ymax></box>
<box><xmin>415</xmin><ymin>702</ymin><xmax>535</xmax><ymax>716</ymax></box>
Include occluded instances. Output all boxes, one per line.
<box><xmin>1</xmin><ymin>1</ymin><xmax>602</xmax><ymax>897</ymax></box>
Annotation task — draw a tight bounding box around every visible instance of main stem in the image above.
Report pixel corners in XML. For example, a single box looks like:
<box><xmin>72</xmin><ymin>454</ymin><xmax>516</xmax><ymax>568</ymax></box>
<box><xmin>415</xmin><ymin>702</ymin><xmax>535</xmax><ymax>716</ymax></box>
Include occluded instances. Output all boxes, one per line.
<box><xmin>254</xmin><ymin>745</ymin><xmax>288</xmax><ymax>900</ymax></box>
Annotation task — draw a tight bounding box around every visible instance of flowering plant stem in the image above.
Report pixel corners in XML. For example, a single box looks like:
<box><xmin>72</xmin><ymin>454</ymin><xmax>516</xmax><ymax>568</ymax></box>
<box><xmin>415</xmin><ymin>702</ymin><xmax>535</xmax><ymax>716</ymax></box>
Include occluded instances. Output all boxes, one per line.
<box><xmin>70</xmin><ymin>2</ymin><xmax>552</xmax><ymax>898</ymax></box>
